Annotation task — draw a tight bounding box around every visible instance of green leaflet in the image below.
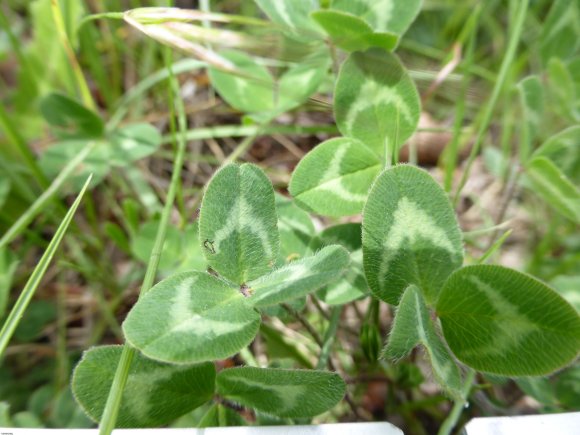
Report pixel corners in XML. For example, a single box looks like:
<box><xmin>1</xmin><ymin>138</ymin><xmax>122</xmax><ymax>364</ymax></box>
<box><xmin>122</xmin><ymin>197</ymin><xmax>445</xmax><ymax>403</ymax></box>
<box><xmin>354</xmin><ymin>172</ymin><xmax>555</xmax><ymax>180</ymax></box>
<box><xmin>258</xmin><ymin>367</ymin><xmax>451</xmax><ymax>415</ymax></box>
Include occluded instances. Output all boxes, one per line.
<box><xmin>289</xmin><ymin>137</ymin><xmax>381</xmax><ymax>216</ymax></box>
<box><xmin>362</xmin><ymin>165</ymin><xmax>463</xmax><ymax>305</ymax></box>
<box><xmin>437</xmin><ymin>265</ymin><xmax>580</xmax><ymax>376</ymax></box>
<box><xmin>108</xmin><ymin>123</ymin><xmax>162</xmax><ymax>167</ymax></box>
<box><xmin>533</xmin><ymin>126</ymin><xmax>580</xmax><ymax>182</ymax></box>
<box><xmin>334</xmin><ymin>49</ymin><xmax>421</xmax><ymax>157</ymax></box>
<box><xmin>311</xmin><ymin>10</ymin><xmax>397</xmax><ymax>52</ymax></box>
<box><xmin>199</xmin><ymin>163</ymin><xmax>279</xmax><ymax>284</ymax></box>
<box><xmin>547</xmin><ymin>58</ymin><xmax>577</xmax><ymax>120</ymax></box>
<box><xmin>275</xmin><ymin>195</ymin><xmax>315</xmax><ymax>265</ymax></box>
<box><xmin>254</xmin><ymin>0</ymin><xmax>322</xmax><ymax>38</ymax></box>
<box><xmin>39</xmin><ymin>92</ymin><xmax>104</xmax><ymax>139</ymax></box>
<box><xmin>330</xmin><ymin>0</ymin><xmax>422</xmax><ymax>38</ymax></box>
<box><xmin>39</xmin><ymin>123</ymin><xmax>162</xmax><ymax>193</ymax></box>
<box><xmin>248</xmin><ymin>245</ymin><xmax>350</xmax><ymax>308</ymax></box>
<box><xmin>72</xmin><ymin>346</ymin><xmax>215</xmax><ymax>427</ymax></box>
<box><xmin>208</xmin><ymin>50</ymin><xmax>328</xmax><ymax>121</ymax></box>
<box><xmin>313</xmin><ymin>223</ymin><xmax>369</xmax><ymax>305</ymax></box>
<box><xmin>517</xmin><ymin>75</ymin><xmax>543</xmax><ymax>163</ymax></box>
<box><xmin>131</xmin><ymin>221</ymin><xmax>205</xmax><ymax>276</ymax></box>
<box><xmin>525</xmin><ymin>156</ymin><xmax>580</xmax><ymax>223</ymax></box>
<box><xmin>539</xmin><ymin>0</ymin><xmax>580</xmax><ymax>65</ymax></box>
<box><xmin>123</xmin><ymin>272</ymin><xmax>260</xmax><ymax>364</ymax></box>
<box><xmin>216</xmin><ymin>367</ymin><xmax>345</xmax><ymax>418</ymax></box>
<box><xmin>383</xmin><ymin>285</ymin><xmax>461</xmax><ymax>398</ymax></box>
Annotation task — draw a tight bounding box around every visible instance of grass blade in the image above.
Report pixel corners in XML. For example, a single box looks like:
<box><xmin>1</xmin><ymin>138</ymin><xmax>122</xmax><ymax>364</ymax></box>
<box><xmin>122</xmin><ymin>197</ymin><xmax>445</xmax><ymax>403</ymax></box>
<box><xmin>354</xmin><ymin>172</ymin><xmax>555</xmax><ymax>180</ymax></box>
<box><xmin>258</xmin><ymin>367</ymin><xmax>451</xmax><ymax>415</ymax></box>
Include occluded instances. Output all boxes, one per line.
<box><xmin>0</xmin><ymin>175</ymin><xmax>92</xmax><ymax>360</ymax></box>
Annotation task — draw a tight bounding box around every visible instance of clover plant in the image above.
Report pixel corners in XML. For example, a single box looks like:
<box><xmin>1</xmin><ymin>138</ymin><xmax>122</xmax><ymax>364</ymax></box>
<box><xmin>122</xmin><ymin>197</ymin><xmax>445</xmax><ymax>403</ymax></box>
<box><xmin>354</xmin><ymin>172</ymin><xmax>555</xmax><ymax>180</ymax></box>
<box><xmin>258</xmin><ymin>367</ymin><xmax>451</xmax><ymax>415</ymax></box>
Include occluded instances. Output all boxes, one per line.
<box><xmin>67</xmin><ymin>0</ymin><xmax>580</xmax><ymax>431</ymax></box>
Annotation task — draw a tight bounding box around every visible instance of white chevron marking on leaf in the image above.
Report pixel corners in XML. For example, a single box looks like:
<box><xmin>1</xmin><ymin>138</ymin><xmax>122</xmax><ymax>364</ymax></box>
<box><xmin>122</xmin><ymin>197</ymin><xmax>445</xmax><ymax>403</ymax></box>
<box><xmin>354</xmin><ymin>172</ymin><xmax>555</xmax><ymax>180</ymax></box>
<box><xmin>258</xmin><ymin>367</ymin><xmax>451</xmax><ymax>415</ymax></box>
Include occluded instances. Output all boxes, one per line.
<box><xmin>312</xmin><ymin>141</ymin><xmax>372</xmax><ymax>202</ymax></box>
<box><xmin>462</xmin><ymin>275</ymin><xmax>539</xmax><ymax>357</ymax></box>
<box><xmin>370</xmin><ymin>0</ymin><xmax>394</xmax><ymax>29</ymax></box>
<box><xmin>212</xmin><ymin>197</ymin><xmax>274</xmax><ymax>258</ymax></box>
<box><xmin>227</xmin><ymin>377</ymin><xmax>306</xmax><ymax>413</ymax></box>
<box><xmin>378</xmin><ymin>197</ymin><xmax>457</xmax><ymax>291</ymax></box>
<box><xmin>344</xmin><ymin>79</ymin><xmax>413</xmax><ymax>136</ymax></box>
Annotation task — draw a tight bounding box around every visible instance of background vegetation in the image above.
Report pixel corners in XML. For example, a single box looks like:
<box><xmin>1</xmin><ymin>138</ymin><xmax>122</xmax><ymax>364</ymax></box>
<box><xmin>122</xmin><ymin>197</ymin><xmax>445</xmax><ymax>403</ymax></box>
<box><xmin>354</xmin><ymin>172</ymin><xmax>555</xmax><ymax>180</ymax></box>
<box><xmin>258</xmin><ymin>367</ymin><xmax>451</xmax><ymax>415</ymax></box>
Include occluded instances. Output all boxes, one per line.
<box><xmin>0</xmin><ymin>0</ymin><xmax>579</xmax><ymax>433</ymax></box>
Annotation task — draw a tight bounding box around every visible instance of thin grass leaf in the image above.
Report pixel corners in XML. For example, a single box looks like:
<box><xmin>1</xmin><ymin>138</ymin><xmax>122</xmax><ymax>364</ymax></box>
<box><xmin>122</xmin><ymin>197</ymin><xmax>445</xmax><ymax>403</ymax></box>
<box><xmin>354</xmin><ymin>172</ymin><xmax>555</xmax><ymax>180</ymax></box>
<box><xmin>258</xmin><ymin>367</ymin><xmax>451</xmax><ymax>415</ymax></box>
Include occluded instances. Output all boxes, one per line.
<box><xmin>0</xmin><ymin>175</ymin><xmax>92</xmax><ymax>359</ymax></box>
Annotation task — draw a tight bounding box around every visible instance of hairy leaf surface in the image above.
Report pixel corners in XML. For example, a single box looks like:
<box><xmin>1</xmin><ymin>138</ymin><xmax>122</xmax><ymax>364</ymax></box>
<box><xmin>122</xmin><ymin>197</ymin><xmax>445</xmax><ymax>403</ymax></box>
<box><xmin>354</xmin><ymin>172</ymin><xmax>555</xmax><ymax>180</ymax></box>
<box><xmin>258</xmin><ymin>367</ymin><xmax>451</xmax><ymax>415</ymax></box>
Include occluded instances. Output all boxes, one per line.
<box><xmin>437</xmin><ymin>265</ymin><xmax>580</xmax><ymax>376</ymax></box>
<box><xmin>363</xmin><ymin>165</ymin><xmax>463</xmax><ymax>305</ymax></box>
<box><xmin>216</xmin><ymin>367</ymin><xmax>345</xmax><ymax>418</ymax></box>
<box><xmin>335</xmin><ymin>49</ymin><xmax>420</xmax><ymax>157</ymax></box>
<box><xmin>383</xmin><ymin>285</ymin><xmax>461</xmax><ymax>398</ymax></box>
<box><xmin>199</xmin><ymin>163</ymin><xmax>279</xmax><ymax>284</ymax></box>
<box><xmin>123</xmin><ymin>272</ymin><xmax>260</xmax><ymax>364</ymax></box>
<box><xmin>72</xmin><ymin>345</ymin><xmax>215</xmax><ymax>427</ymax></box>
<box><xmin>249</xmin><ymin>245</ymin><xmax>350</xmax><ymax>307</ymax></box>
<box><xmin>289</xmin><ymin>137</ymin><xmax>381</xmax><ymax>216</ymax></box>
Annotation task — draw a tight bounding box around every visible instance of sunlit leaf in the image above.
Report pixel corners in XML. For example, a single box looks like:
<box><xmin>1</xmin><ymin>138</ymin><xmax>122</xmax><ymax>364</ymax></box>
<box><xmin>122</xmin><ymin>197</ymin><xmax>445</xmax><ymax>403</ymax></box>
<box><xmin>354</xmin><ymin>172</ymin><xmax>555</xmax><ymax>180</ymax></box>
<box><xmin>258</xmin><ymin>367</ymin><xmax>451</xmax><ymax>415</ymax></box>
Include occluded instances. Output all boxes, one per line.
<box><xmin>362</xmin><ymin>165</ymin><xmax>463</xmax><ymax>305</ymax></box>
<box><xmin>123</xmin><ymin>272</ymin><xmax>260</xmax><ymax>364</ymax></box>
<box><xmin>199</xmin><ymin>163</ymin><xmax>279</xmax><ymax>284</ymax></box>
<box><xmin>72</xmin><ymin>345</ymin><xmax>215</xmax><ymax>427</ymax></box>
<box><xmin>311</xmin><ymin>10</ymin><xmax>397</xmax><ymax>52</ymax></box>
<box><xmin>249</xmin><ymin>245</ymin><xmax>349</xmax><ymax>307</ymax></box>
<box><xmin>254</xmin><ymin>0</ymin><xmax>322</xmax><ymax>37</ymax></box>
<box><xmin>334</xmin><ymin>49</ymin><xmax>421</xmax><ymax>157</ymax></box>
<box><xmin>437</xmin><ymin>265</ymin><xmax>580</xmax><ymax>376</ymax></box>
<box><xmin>330</xmin><ymin>0</ymin><xmax>422</xmax><ymax>38</ymax></box>
<box><xmin>289</xmin><ymin>137</ymin><xmax>381</xmax><ymax>216</ymax></box>
<box><xmin>216</xmin><ymin>366</ymin><xmax>345</xmax><ymax>418</ymax></box>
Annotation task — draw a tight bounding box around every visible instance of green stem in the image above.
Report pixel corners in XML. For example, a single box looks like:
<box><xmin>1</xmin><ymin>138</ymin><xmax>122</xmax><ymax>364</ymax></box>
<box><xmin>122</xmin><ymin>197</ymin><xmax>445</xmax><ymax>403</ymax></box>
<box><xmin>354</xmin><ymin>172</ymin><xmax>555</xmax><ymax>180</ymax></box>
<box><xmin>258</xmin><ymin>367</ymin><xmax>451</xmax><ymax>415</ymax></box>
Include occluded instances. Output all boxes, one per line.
<box><xmin>97</xmin><ymin>51</ymin><xmax>190</xmax><ymax>435</ymax></box>
<box><xmin>51</xmin><ymin>0</ymin><xmax>96</xmax><ymax>110</ymax></box>
<box><xmin>453</xmin><ymin>0</ymin><xmax>529</xmax><ymax>205</ymax></box>
<box><xmin>0</xmin><ymin>142</ymin><xmax>97</xmax><ymax>250</ymax></box>
<box><xmin>0</xmin><ymin>176</ymin><xmax>91</xmax><ymax>360</ymax></box>
<box><xmin>161</xmin><ymin>124</ymin><xmax>338</xmax><ymax>145</ymax></box>
<box><xmin>438</xmin><ymin>369</ymin><xmax>476</xmax><ymax>435</ymax></box>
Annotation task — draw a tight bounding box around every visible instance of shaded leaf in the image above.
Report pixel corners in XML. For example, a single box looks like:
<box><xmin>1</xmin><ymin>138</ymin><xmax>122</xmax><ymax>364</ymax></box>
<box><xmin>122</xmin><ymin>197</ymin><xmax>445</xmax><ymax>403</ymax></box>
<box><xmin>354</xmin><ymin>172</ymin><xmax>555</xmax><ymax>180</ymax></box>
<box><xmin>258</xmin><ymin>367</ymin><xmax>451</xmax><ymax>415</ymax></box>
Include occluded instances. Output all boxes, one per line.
<box><xmin>199</xmin><ymin>163</ymin><xmax>279</xmax><ymax>284</ymax></box>
<box><xmin>289</xmin><ymin>137</ymin><xmax>381</xmax><ymax>216</ymax></box>
<box><xmin>131</xmin><ymin>221</ymin><xmax>205</xmax><ymax>275</ymax></box>
<box><xmin>437</xmin><ymin>265</ymin><xmax>580</xmax><ymax>376</ymax></box>
<box><xmin>335</xmin><ymin>49</ymin><xmax>421</xmax><ymax>157</ymax></box>
<box><xmin>39</xmin><ymin>93</ymin><xmax>104</xmax><ymax>139</ymax></box>
<box><xmin>249</xmin><ymin>245</ymin><xmax>350</xmax><ymax>308</ymax></box>
<box><xmin>383</xmin><ymin>285</ymin><xmax>461</xmax><ymax>398</ymax></box>
<box><xmin>123</xmin><ymin>272</ymin><xmax>260</xmax><ymax>364</ymax></box>
<box><xmin>533</xmin><ymin>126</ymin><xmax>580</xmax><ymax>182</ymax></box>
<box><xmin>517</xmin><ymin>75</ymin><xmax>543</xmax><ymax>162</ymax></box>
<box><xmin>314</xmin><ymin>223</ymin><xmax>368</xmax><ymax>305</ymax></box>
<box><xmin>72</xmin><ymin>345</ymin><xmax>215</xmax><ymax>427</ymax></box>
<box><xmin>276</xmin><ymin>195</ymin><xmax>315</xmax><ymax>265</ymax></box>
<box><xmin>362</xmin><ymin>165</ymin><xmax>463</xmax><ymax>305</ymax></box>
<box><xmin>525</xmin><ymin>156</ymin><xmax>580</xmax><ymax>222</ymax></box>
<box><xmin>540</xmin><ymin>0</ymin><xmax>580</xmax><ymax>65</ymax></box>
<box><xmin>216</xmin><ymin>366</ymin><xmax>345</xmax><ymax>418</ymax></box>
